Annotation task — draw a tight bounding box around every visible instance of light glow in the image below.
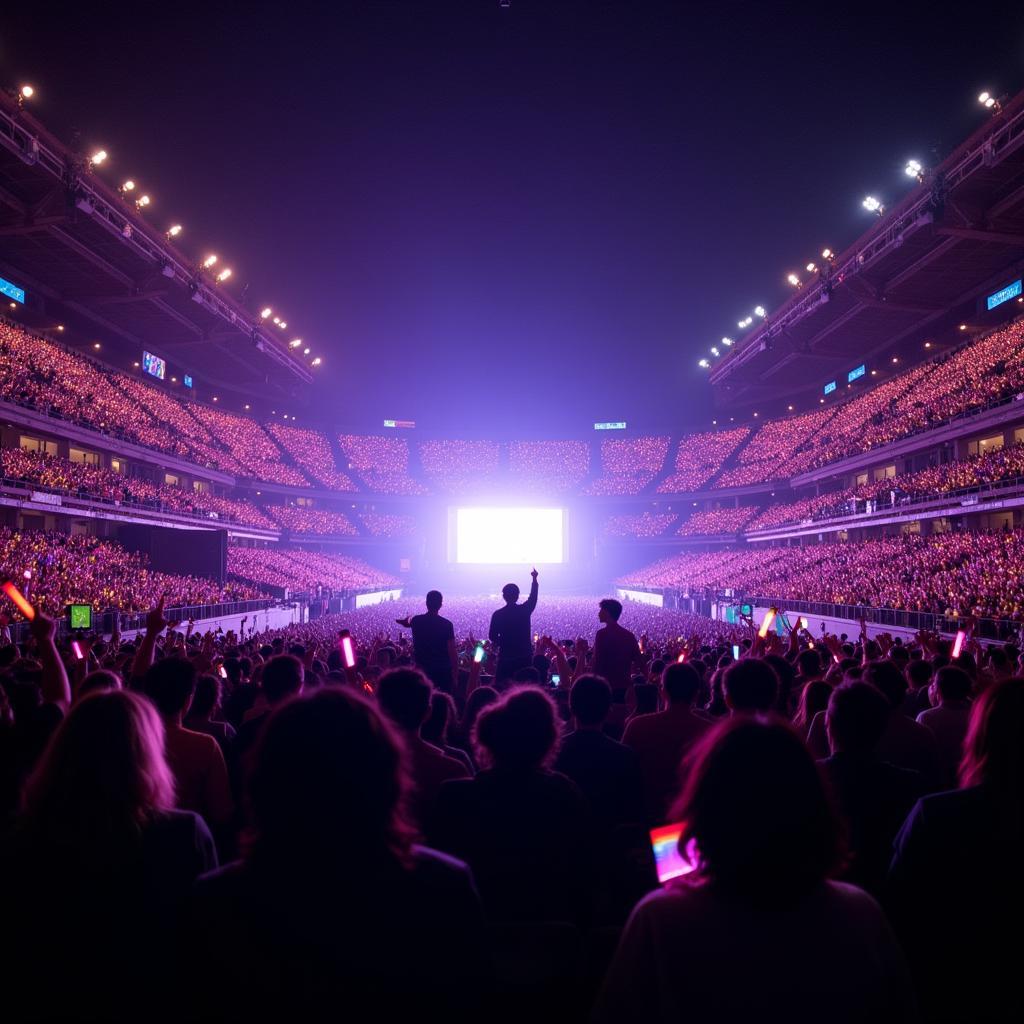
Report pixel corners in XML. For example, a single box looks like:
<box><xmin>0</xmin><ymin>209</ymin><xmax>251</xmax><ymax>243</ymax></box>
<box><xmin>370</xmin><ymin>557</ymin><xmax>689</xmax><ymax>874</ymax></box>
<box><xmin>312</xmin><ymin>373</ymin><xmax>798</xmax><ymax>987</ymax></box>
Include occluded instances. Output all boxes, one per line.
<box><xmin>454</xmin><ymin>507</ymin><xmax>564</xmax><ymax>564</ymax></box>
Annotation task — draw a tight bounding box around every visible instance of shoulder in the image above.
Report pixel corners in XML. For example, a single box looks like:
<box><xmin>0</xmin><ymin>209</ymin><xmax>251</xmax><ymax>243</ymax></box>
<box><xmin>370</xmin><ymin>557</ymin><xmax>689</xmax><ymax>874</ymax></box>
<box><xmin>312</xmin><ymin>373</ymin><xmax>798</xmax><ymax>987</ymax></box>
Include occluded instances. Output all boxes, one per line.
<box><xmin>145</xmin><ymin>808</ymin><xmax>216</xmax><ymax>861</ymax></box>
<box><xmin>410</xmin><ymin>844</ymin><xmax>474</xmax><ymax>885</ymax></box>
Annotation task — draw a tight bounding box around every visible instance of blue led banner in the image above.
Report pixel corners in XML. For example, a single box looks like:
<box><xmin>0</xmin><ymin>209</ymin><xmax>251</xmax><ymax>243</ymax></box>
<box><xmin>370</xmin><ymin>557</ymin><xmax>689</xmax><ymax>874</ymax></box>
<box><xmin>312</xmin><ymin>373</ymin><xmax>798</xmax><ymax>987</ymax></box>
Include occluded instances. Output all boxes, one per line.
<box><xmin>0</xmin><ymin>277</ymin><xmax>25</xmax><ymax>304</ymax></box>
<box><xmin>987</xmin><ymin>279</ymin><xmax>1022</xmax><ymax>311</ymax></box>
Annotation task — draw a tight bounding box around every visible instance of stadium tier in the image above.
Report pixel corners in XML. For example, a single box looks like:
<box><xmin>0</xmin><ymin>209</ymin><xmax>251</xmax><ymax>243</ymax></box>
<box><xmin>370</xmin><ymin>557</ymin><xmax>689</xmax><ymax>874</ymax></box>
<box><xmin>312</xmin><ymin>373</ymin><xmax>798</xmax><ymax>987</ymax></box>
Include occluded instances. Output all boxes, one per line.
<box><xmin>227</xmin><ymin>546</ymin><xmax>400</xmax><ymax>592</ymax></box>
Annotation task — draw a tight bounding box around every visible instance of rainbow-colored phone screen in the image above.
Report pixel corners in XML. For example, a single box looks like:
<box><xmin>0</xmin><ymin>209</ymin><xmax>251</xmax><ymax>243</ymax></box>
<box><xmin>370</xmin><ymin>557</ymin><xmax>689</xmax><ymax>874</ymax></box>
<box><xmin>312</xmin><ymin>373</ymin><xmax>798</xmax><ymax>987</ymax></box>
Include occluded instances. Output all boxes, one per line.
<box><xmin>649</xmin><ymin>823</ymin><xmax>697</xmax><ymax>884</ymax></box>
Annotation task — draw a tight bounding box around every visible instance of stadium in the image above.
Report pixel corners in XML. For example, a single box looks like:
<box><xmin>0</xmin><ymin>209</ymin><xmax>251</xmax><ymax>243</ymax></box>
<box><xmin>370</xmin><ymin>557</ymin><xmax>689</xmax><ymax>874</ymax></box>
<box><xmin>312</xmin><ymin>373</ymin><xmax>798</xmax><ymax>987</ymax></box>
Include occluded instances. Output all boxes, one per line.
<box><xmin>1</xmin><ymin>6</ymin><xmax>1022</xmax><ymax>1023</ymax></box>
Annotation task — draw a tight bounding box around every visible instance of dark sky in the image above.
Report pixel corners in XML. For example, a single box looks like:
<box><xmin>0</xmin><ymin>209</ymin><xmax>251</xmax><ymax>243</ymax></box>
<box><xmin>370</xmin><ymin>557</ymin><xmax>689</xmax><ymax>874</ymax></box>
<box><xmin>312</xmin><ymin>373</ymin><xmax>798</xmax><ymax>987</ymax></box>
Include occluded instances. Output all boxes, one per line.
<box><xmin>2</xmin><ymin>2</ymin><xmax>1023</xmax><ymax>436</ymax></box>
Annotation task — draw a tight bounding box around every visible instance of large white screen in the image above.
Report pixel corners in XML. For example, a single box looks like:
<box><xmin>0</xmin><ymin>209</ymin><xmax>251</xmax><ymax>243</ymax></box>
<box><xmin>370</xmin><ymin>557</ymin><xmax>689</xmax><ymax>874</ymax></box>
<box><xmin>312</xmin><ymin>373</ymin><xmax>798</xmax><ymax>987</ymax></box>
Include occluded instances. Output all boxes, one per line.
<box><xmin>455</xmin><ymin>507</ymin><xmax>564</xmax><ymax>564</ymax></box>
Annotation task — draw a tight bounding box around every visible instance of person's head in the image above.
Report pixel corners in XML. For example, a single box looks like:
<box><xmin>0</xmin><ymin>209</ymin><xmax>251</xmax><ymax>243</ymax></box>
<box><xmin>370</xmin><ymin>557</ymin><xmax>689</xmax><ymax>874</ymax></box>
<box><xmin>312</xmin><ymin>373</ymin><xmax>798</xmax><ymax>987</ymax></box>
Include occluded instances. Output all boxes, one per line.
<box><xmin>796</xmin><ymin>649</ymin><xmax>822</xmax><ymax>680</ymax></box>
<box><xmin>826</xmin><ymin>682</ymin><xmax>890</xmax><ymax>755</ymax></box>
<box><xmin>22</xmin><ymin>690</ymin><xmax>174</xmax><ymax>857</ymax></box>
<box><xmin>262</xmin><ymin>655</ymin><xmax>304</xmax><ymax>705</ymax></box>
<box><xmin>425</xmin><ymin>590</ymin><xmax>443</xmax><ymax>612</ymax></box>
<box><xmin>862</xmin><ymin>660</ymin><xmax>907</xmax><ymax>709</ymax></box>
<box><xmin>248</xmin><ymin>689</ymin><xmax>413</xmax><ymax>868</ymax></box>
<box><xmin>422</xmin><ymin>690</ymin><xmax>457</xmax><ymax>747</ymax></box>
<box><xmin>377</xmin><ymin>667</ymin><xmax>433</xmax><ymax>734</ymax></box>
<box><xmin>569</xmin><ymin>674</ymin><xmax>612</xmax><ymax>727</ymax></box>
<box><xmin>501</xmin><ymin>583</ymin><xmax>520</xmax><ymax>604</ymax></box>
<box><xmin>934</xmin><ymin>665</ymin><xmax>972</xmax><ymax>703</ymax></box>
<box><xmin>598</xmin><ymin>598</ymin><xmax>623</xmax><ymax>625</ymax></box>
<box><xmin>661</xmin><ymin>661</ymin><xmax>702</xmax><ymax>707</ymax></box>
<box><xmin>76</xmin><ymin>669</ymin><xmax>122</xmax><ymax>701</ymax></box>
<box><xmin>474</xmin><ymin>686</ymin><xmax>560</xmax><ymax>772</ymax></box>
<box><xmin>513</xmin><ymin>665</ymin><xmax>541</xmax><ymax>685</ymax></box>
<box><xmin>633</xmin><ymin>682</ymin><xmax>659</xmax><ymax>715</ymax></box>
<box><xmin>723</xmin><ymin>659</ymin><xmax>779</xmax><ymax>714</ymax></box>
<box><xmin>672</xmin><ymin>716</ymin><xmax>843</xmax><ymax>906</ymax></box>
<box><xmin>794</xmin><ymin>679</ymin><xmax>832</xmax><ymax>729</ymax></box>
<box><xmin>461</xmin><ymin>685</ymin><xmax>499</xmax><ymax>728</ymax></box>
<box><xmin>959</xmin><ymin>677</ymin><xmax>1024</xmax><ymax>794</ymax></box>
<box><xmin>905</xmin><ymin>658</ymin><xmax>933</xmax><ymax>692</ymax></box>
<box><xmin>143</xmin><ymin>657</ymin><xmax>197</xmax><ymax>720</ymax></box>
<box><xmin>189</xmin><ymin>674</ymin><xmax>222</xmax><ymax>720</ymax></box>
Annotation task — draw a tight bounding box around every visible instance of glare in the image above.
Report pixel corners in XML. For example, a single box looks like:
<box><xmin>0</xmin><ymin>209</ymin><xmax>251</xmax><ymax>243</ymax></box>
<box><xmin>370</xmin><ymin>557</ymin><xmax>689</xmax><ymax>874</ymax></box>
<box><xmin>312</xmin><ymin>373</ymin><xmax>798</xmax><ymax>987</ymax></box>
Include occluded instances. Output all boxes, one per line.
<box><xmin>978</xmin><ymin>91</ymin><xmax>1000</xmax><ymax>112</ymax></box>
<box><xmin>89</xmin><ymin>150</ymin><xmax>108</xmax><ymax>166</ymax></box>
<box><xmin>806</xmin><ymin>262</ymin><xmax>817</xmax><ymax>273</ymax></box>
<box><xmin>20</xmin><ymin>85</ymin><xmax>34</xmax><ymax>99</ymax></box>
<box><xmin>905</xmin><ymin>159</ymin><xmax>924</xmax><ymax>181</ymax></box>
<box><xmin>710</xmin><ymin>346</ymin><xmax>720</xmax><ymax>357</ymax></box>
<box><xmin>289</xmin><ymin>338</ymin><xmax>302</xmax><ymax>348</ymax></box>
<box><xmin>56</xmin><ymin>325</ymin><xmax>64</xmax><ymax>331</ymax></box>
<box><xmin>862</xmin><ymin>195</ymin><xmax>884</xmax><ymax>214</ymax></box>
<box><xmin>721</xmin><ymin>337</ymin><xmax>734</xmax><ymax>346</ymax></box>
<box><xmin>821</xmin><ymin>249</ymin><xmax>833</xmax><ymax>261</ymax></box>
<box><xmin>787</xmin><ymin>273</ymin><xmax>801</xmax><ymax>287</ymax></box>
<box><xmin>135</xmin><ymin>194</ymin><xmax>150</xmax><ymax>208</ymax></box>
<box><xmin>278</xmin><ymin>321</ymin><xmax>287</xmax><ymax>329</ymax></box>
<box><xmin>261</xmin><ymin>307</ymin><xmax>272</xmax><ymax>318</ymax></box>
<box><xmin>754</xmin><ymin>305</ymin><xmax>767</xmax><ymax>318</ymax></box>
<box><xmin>312</xmin><ymin>357</ymin><xmax>322</xmax><ymax>366</ymax></box>
<box><xmin>302</xmin><ymin>347</ymin><xmax>311</xmax><ymax>355</ymax></box>
<box><xmin>167</xmin><ymin>224</ymin><xmax>182</xmax><ymax>237</ymax></box>
<box><xmin>203</xmin><ymin>255</ymin><xmax>218</xmax><ymax>269</ymax></box>
<box><xmin>121</xmin><ymin>180</ymin><xmax>135</xmax><ymax>192</ymax></box>
<box><xmin>216</xmin><ymin>268</ymin><xmax>232</xmax><ymax>282</ymax></box>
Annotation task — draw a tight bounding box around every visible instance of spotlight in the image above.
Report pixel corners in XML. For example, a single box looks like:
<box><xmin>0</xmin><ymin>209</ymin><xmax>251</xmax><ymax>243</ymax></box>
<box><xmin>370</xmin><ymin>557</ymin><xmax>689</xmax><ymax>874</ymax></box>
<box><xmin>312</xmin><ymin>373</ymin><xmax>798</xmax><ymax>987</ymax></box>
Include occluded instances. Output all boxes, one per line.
<box><xmin>20</xmin><ymin>85</ymin><xmax>34</xmax><ymax>101</ymax></box>
<box><xmin>289</xmin><ymin>339</ymin><xmax>302</xmax><ymax>348</ymax></box>
<box><xmin>167</xmin><ymin>224</ymin><xmax>182</xmax><ymax>238</ymax></box>
<box><xmin>892</xmin><ymin>356</ymin><xmax>899</xmax><ymax>363</ymax></box>
<box><xmin>135</xmin><ymin>194</ymin><xmax>150</xmax><ymax>208</ymax></box>
<box><xmin>312</xmin><ymin>357</ymin><xmax>322</xmax><ymax>366</ymax></box>
<box><xmin>56</xmin><ymin>325</ymin><xmax>64</xmax><ymax>332</ymax></box>
<box><xmin>806</xmin><ymin>262</ymin><xmax>817</xmax><ymax>273</ymax></box>
<box><xmin>89</xmin><ymin>149</ymin><xmax>108</xmax><ymax>167</ymax></box>
<box><xmin>710</xmin><ymin>347</ymin><xmax>720</xmax><ymax>357</ymax></box>
<box><xmin>787</xmin><ymin>273</ymin><xmax>802</xmax><ymax>288</ymax></box>
<box><xmin>244</xmin><ymin>404</ymin><xmax>251</xmax><ymax>410</ymax></box>
<box><xmin>721</xmin><ymin>337</ymin><xmax>734</xmax><ymax>347</ymax></box>
<box><xmin>821</xmin><ymin>249</ymin><xmax>834</xmax><ymax>261</ymax></box>
<box><xmin>862</xmin><ymin>195</ymin><xmax>884</xmax><ymax>215</ymax></box>
<box><xmin>698</xmin><ymin>358</ymin><xmax>710</xmax><ymax>369</ymax></box>
<box><xmin>278</xmin><ymin>321</ymin><xmax>287</xmax><ymax>329</ymax></box>
<box><xmin>754</xmin><ymin>305</ymin><xmax>767</xmax><ymax>318</ymax></box>
<box><xmin>978</xmin><ymin>91</ymin><xmax>1001</xmax><ymax>113</ymax></box>
<box><xmin>924</xmin><ymin>341</ymin><xmax>932</xmax><ymax>349</ymax></box>
<box><xmin>959</xmin><ymin>323</ymin><xmax>967</xmax><ymax>331</ymax></box>
<box><xmin>261</xmin><ymin>307</ymin><xmax>272</xmax><ymax>319</ymax></box>
<box><xmin>272</xmin><ymin>316</ymin><xmax>280</xmax><ymax>324</ymax></box>
<box><xmin>133</xmin><ymin>361</ymin><xmax>140</xmax><ymax>367</ymax></box>
<box><xmin>93</xmin><ymin>342</ymin><xmax>101</xmax><ymax>350</ymax></box>
<box><xmin>216</xmin><ymin>268</ymin><xmax>232</xmax><ymax>282</ymax></box>
<box><xmin>737</xmin><ymin>317</ymin><xmax>753</xmax><ymax>328</ymax></box>
<box><xmin>905</xmin><ymin>159</ymin><xmax>924</xmax><ymax>183</ymax></box>
<box><xmin>212</xmin><ymin>396</ymin><xmax>219</xmax><ymax>402</ymax></box>
<box><xmin>120</xmin><ymin>180</ymin><xmax>135</xmax><ymax>194</ymax></box>
<box><xmin>303</xmin><ymin>347</ymin><xmax>310</xmax><ymax>355</ymax></box>
<box><xmin>203</xmin><ymin>255</ymin><xmax>218</xmax><ymax>269</ymax></box>
<box><xmin>787</xmin><ymin>405</ymin><xmax>794</xmax><ymax>411</ymax></box>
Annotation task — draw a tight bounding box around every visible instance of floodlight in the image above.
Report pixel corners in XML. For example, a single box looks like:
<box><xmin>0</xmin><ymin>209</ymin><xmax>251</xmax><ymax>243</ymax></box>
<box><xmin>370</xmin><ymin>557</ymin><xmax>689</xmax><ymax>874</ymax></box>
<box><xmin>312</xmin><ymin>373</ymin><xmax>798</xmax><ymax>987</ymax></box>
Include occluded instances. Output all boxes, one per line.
<box><xmin>120</xmin><ymin>180</ymin><xmax>135</xmax><ymax>193</ymax></box>
<box><xmin>821</xmin><ymin>248</ymin><xmax>834</xmax><ymax>261</ymax></box>
<box><xmin>167</xmin><ymin>224</ymin><xmax>182</xmax><ymax>238</ymax></box>
<box><xmin>787</xmin><ymin>273</ymin><xmax>801</xmax><ymax>287</ymax></box>
<box><xmin>303</xmin><ymin>347</ymin><xmax>310</xmax><ymax>355</ymax></box>
<box><xmin>203</xmin><ymin>255</ymin><xmax>218</xmax><ymax>269</ymax></box>
<box><xmin>216</xmin><ymin>268</ymin><xmax>232</xmax><ymax>282</ymax></box>
<box><xmin>261</xmin><ymin>307</ymin><xmax>272</xmax><ymax>318</ymax></box>
<box><xmin>20</xmin><ymin>85</ymin><xmax>34</xmax><ymax>100</ymax></box>
<box><xmin>135</xmin><ymin>194</ymin><xmax>150</xmax><ymax>208</ymax></box>
<box><xmin>978</xmin><ymin>91</ymin><xmax>1001</xmax><ymax>112</ymax></box>
<box><xmin>722</xmin><ymin>337</ymin><xmax>734</xmax><ymax>347</ymax></box>
<box><xmin>289</xmin><ymin>338</ymin><xmax>302</xmax><ymax>348</ymax></box>
<box><xmin>89</xmin><ymin>150</ymin><xmax>108</xmax><ymax>166</ymax></box>
<box><xmin>862</xmin><ymin>195</ymin><xmax>884</xmax><ymax>215</ymax></box>
<box><xmin>312</xmin><ymin>357</ymin><xmax>322</xmax><ymax>366</ymax></box>
<box><xmin>754</xmin><ymin>305</ymin><xmax>766</xmax><ymax>317</ymax></box>
<box><xmin>905</xmin><ymin>159</ymin><xmax>924</xmax><ymax>182</ymax></box>
<box><xmin>698</xmin><ymin>358</ymin><xmax>710</xmax><ymax>368</ymax></box>
<box><xmin>806</xmin><ymin>262</ymin><xmax>817</xmax><ymax>273</ymax></box>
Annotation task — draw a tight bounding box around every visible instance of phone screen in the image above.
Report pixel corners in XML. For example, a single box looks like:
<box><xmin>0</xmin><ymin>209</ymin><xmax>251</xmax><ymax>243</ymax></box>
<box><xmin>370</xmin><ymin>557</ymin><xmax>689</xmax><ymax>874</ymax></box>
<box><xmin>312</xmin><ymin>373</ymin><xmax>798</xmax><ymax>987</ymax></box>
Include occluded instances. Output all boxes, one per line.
<box><xmin>342</xmin><ymin>635</ymin><xmax>356</xmax><ymax>669</ymax></box>
<box><xmin>649</xmin><ymin>823</ymin><xmax>698</xmax><ymax>883</ymax></box>
<box><xmin>551</xmin><ymin>674</ymin><xmax>561</xmax><ymax>687</ymax></box>
<box><xmin>732</xmin><ymin>644</ymin><xmax>740</xmax><ymax>660</ymax></box>
<box><xmin>473</xmin><ymin>643</ymin><xmax>485</xmax><ymax>663</ymax></box>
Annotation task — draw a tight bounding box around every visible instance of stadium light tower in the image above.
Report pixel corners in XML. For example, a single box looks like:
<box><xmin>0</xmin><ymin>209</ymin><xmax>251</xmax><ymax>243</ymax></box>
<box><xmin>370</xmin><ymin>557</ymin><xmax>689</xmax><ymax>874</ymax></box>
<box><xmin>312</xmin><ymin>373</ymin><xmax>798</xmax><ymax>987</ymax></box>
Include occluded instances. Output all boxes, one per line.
<box><xmin>806</xmin><ymin>262</ymin><xmax>818</xmax><ymax>273</ymax></box>
<box><xmin>754</xmin><ymin>305</ymin><xmax>767</xmax><ymax>318</ymax></box>
<box><xmin>978</xmin><ymin>91</ymin><xmax>1002</xmax><ymax>114</ymax></box>
<box><xmin>216</xmin><ymin>268</ymin><xmax>232</xmax><ymax>282</ymax></box>
<box><xmin>119</xmin><ymin>180</ymin><xmax>135</xmax><ymax>195</ymax></box>
<box><xmin>698</xmin><ymin>358</ymin><xmax>710</xmax><ymax>369</ymax></box>
<box><xmin>19</xmin><ymin>85</ymin><xmax>34</xmax><ymax>104</ymax></box>
<box><xmin>88</xmin><ymin>149</ymin><xmax>108</xmax><ymax>168</ymax></box>
<box><xmin>862</xmin><ymin>195</ymin><xmax>884</xmax><ymax>216</ymax></box>
<box><xmin>135</xmin><ymin>194</ymin><xmax>151</xmax><ymax>209</ymax></box>
<box><xmin>737</xmin><ymin>316</ymin><xmax>753</xmax><ymax>328</ymax></box>
<box><xmin>312</xmin><ymin>357</ymin><xmax>322</xmax><ymax>366</ymax></box>
<box><xmin>905</xmin><ymin>159</ymin><xmax>925</xmax><ymax>183</ymax></box>
<box><xmin>787</xmin><ymin>273</ymin><xmax>802</xmax><ymax>288</ymax></box>
<box><xmin>289</xmin><ymin>338</ymin><xmax>302</xmax><ymax>348</ymax></box>
<box><xmin>721</xmin><ymin>336</ymin><xmax>734</xmax><ymax>346</ymax></box>
<box><xmin>166</xmin><ymin>224</ymin><xmax>182</xmax><ymax>238</ymax></box>
<box><xmin>203</xmin><ymin>254</ymin><xmax>218</xmax><ymax>269</ymax></box>
<box><xmin>710</xmin><ymin>346</ymin><xmax>720</xmax><ymax>357</ymax></box>
<box><xmin>821</xmin><ymin>248</ymin><xmax>834</xmax><ymax>262</ymax></box>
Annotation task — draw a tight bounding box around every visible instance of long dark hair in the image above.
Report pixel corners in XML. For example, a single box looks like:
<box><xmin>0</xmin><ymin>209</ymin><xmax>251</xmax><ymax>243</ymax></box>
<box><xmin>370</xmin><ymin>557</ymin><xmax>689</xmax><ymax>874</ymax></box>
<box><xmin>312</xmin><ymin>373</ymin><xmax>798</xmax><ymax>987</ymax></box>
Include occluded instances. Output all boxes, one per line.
<box><xmin>671</xmin><ymin>716</ymin><xmax>844</xmax><ymax>907</ymax></box>
<box><xmin>959</xmin><ymin>677</ymin><xmax>1023</xmax><ymax>808</ymax></box>
<box><xmin>247</xmin><ymin>688</ymin><xmax>414</xmax><ymax>871</ymax></box>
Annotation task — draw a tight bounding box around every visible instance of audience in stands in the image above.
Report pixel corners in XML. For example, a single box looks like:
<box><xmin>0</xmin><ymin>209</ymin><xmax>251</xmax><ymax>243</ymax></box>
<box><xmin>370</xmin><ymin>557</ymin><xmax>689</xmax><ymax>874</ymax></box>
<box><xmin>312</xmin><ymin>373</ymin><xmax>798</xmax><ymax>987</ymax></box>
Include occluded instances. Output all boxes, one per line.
<box><xmin>586</xmin><ymin>436</ymin><xmax>670</xmax><ymax>495</ymax></box>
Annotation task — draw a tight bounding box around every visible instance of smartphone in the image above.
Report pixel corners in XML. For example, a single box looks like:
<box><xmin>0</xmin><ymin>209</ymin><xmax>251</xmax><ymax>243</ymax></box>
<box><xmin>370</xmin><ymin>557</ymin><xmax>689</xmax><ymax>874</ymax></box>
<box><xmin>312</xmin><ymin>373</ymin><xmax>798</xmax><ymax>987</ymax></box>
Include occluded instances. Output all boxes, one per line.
<box><xmin>342</xmin><ymin>635</ymin><xmax>356</xmax><ymax>669</ymax></box>
<box><xmin>732</xmin><ymin>644</ymin><xmax>740</xmax><ymax>660</ymax></box>
<box><xmin>551</xmin><ymin>674</ymin><xmax>561</xmax><ymax>687</ymax></box>
<box><xmin>218</xmin><ymin>665</ymin><xmax>228</xmax><ymax>679</ymax></box>
<box><xmin>71</xmin><ymin>640</ymin><xmax>84</xmax><ymax>661</ymax></box>
<box><xmin>473</xmin><ymin>643</ymin><xmax>486</xmax><ymax>664</ymax></box>
<box><xmin>649</xmin><ymin>823</ymin><xmax>697</xmax><ymax>884</ymax></box>
<box><xmin>758</xmin><ymin>609</ymin><xmax>776</xmax><ymax>638</ymax></box>
<box><xmin>800</xmin><ymin>617</ymin><xmax>809</xmax><ymax>630</ymax></box>
<box><xmin>676</xmin><ymin>651</ymin><xmax>686</xmax><ymax>663</ymax></box>
<box><xmin>952</xmin><ymin>630</ymin><xmax>966</xmax><ymax>659</ymax></box>
<box><xmin>1</xmin><ymin>580</ymin><xmax>34</xmax><ymax>620</ymax></box>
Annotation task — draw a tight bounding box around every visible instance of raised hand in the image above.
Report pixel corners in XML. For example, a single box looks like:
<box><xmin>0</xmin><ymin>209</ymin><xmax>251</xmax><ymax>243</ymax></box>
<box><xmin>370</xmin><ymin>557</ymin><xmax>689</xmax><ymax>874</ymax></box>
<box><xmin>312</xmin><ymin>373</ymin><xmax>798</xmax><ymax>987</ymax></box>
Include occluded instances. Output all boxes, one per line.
<box><xmin>530</xmin><ymin>568</ymin><xmax>539</xmax><ymax>581</ymax></box>
<box><xmin>145</xmin><ymin>595</ymin><xmax>168</xmax><ymax>636</ymax></box>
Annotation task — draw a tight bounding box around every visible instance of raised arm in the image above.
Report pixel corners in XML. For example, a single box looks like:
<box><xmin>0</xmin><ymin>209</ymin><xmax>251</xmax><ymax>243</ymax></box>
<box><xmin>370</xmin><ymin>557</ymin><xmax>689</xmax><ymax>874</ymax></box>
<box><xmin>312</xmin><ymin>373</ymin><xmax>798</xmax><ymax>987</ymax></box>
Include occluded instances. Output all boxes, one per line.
<box><xmin>29</xmin><ymin>610</ymin><xmax>71</xmax><ymax>711</ymax></box>
<box><xmin>525</xmin><ymin>568</ymin><xmax>539</xmax><ymax>614</ymax></box>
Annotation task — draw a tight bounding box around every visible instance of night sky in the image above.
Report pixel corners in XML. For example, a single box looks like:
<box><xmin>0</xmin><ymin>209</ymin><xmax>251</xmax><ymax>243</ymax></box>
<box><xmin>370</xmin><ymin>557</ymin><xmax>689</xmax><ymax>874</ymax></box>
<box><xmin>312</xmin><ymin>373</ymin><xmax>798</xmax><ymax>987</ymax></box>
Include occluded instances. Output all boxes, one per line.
<box><xmin>2</xmin><ymin>2</ymin><xmax>1023</xmax><ymax>436</ymax></box>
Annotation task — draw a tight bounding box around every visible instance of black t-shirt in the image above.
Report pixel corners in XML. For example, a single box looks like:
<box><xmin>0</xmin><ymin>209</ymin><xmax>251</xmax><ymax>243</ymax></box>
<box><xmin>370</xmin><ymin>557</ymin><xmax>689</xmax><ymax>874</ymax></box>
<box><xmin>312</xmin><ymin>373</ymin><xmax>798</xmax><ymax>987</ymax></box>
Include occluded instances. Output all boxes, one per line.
<box><xmin>410</xmin><ymin>613</ymin><xmax>455</xmax><ymax>684</ymax></box>
<box><xmin>488</xmin><ymin>579</ymin><xmax>539</xmax><ymax>665</ymax></box>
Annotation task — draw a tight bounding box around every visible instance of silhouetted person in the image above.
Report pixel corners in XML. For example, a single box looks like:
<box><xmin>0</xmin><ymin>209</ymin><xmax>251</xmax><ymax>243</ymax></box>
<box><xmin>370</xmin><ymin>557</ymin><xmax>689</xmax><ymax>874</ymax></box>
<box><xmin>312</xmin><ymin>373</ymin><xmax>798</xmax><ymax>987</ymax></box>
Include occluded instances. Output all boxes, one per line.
<box><xmin>916</xmin><ymin>665</ymin><xmax>972</xmax><ymax>789</ymax></box>
<box><xmin>821</xmin><ymin>681</ymin><xmax>924</xmax><ymax>895</ymax></box>
<box><xmin>595</xmin><ymin>717</ymin><xmax>915</xmax><ymax>1023</ymax></box>
<box><xmin>888</xmin><ymin>678</ymin><xmax>1024</xmax><ymax>1023</ymax></box>
<box><xmin>593</xmin><ymin>598</ymin><xmax>641</xmax><ymax>693</ymax></box>
<box><xmin>489</xmin><ymin>568</ymin><xmax>539</xmax><ymax>685</ymax></box>
<box><xmin>723</xmin><ymin>658</ymin><xmax>779</xmax><ymax>713</ymax></box>
<box><xmin>396</xmin><ymin>590</ymin><xmax>458</xmax><ymax>693</ymax></box>
<box><xmin>187</xmin><ymin>689</ymin><xmax>489</xmax><ymax>1020</ymax></box>
<box><xmin>2</xmin><ymin>691</ymin><xmax>216</xmax><ymax>1021</ymax></box>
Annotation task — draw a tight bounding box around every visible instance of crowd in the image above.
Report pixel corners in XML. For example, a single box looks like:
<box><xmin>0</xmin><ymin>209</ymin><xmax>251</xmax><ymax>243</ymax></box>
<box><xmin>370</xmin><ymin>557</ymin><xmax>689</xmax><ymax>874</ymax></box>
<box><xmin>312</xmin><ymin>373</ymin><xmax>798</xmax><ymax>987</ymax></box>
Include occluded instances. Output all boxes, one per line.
<box><xmin>227</xmin><ymin>546</ymin><xmax>399</xmax><ymax>593</ymax></box>
<box><xmin>266</xmin><ymin>503</ymin><xmax>359</xmax><ymax>536</ymax></box>
<box><xmin>620</xmin><ymin>528</ymin><xmax>1024</xmax><ymax>619</ymax></box>
<box><xmin>1</xmin><ymin>447</ymin><xmax>276</xmax><ymax>529</ymax></box>
<box><xmin>677</xmin><ymin>505</ymin><xmax>760</xmax><ymax>536</ymax></box>
<box><xmin>360</xmin><ymin>512</ymin><xmax>418</xmax><ymax>537</ymax></box>
<box><xmin>657</xmin><ymin>426</ymin><xmax>750</xmax><ymax>494</ymax></box>
<box><xmin>0</xmin><ymin>586</ymin><xmax>1018</xmax><ymax>1021</ymax></box>
<box><xmin>603</xmin><ymin>512</ymin><xmax>677</xmax><ymax>538</ymax></box>
<box><xmin>337</xmin><ymin>434</ymin><xmax>428</xmax><ymax>495</ymax></box>
<box><xmin>265</xmin><ymin>422</ymin><xmax>359</xmax><ymax>491</ymax></box>
<box><xmin>419</xmin><ymin>439</ymin><xmax>501</xmax><ymax>493</ymax></box>
<box><xmin>509</xmin><ymin>439</ymin><xmax>590</xmax><ymax>492</ymax></box>
<box><xmin>585</xmin><ymin>436</ymin><xmax>672</xmax><ymax>496</ymax></box>
<box><xmin>0</xmin><ymin>527</ymin><xmax>263</xmax><ymax>613</ymax></box>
